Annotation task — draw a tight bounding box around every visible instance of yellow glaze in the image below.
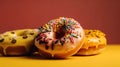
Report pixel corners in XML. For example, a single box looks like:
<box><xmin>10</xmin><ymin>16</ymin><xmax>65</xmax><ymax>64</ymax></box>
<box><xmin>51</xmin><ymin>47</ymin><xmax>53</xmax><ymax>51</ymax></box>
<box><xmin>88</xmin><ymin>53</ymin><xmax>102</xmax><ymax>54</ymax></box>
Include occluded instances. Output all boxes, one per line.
<box><xmin>0</xmin><ymin>29</ymin><xmax>38</xmax><ymax>55</ymax></box>
<box><xmin>82</xmin><ymin>30</ymin><xmax>107</xmax><ymax>49</ymax></box>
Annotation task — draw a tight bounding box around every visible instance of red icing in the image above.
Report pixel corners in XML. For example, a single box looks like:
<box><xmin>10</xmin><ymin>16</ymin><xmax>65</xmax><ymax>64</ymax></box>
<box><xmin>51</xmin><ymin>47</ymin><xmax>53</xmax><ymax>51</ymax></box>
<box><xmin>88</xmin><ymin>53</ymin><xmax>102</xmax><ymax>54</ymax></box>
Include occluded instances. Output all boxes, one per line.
<box><xmin>70</xmin><ymin>37</ymin><xmax>74</xmax><ymax>43</ymax></box>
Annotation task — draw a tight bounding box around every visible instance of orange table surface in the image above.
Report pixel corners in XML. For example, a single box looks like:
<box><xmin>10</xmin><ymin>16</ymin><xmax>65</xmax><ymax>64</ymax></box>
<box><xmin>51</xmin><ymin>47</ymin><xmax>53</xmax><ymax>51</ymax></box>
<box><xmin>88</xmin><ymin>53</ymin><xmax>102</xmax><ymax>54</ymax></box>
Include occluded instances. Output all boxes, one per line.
<box><xmin>0</xmin><ymin>44</ymin><xmax>120</xmax><ymax>67</ymax></box>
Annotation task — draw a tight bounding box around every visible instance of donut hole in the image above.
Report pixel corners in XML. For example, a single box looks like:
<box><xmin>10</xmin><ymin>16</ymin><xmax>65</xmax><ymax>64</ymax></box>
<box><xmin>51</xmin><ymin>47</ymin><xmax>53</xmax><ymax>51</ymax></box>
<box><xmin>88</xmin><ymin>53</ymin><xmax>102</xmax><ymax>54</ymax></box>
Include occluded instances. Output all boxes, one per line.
<box><xmin>55</xmin><ymin>27</ymin><xmax>65</xmax><ymax>39</ymax></box>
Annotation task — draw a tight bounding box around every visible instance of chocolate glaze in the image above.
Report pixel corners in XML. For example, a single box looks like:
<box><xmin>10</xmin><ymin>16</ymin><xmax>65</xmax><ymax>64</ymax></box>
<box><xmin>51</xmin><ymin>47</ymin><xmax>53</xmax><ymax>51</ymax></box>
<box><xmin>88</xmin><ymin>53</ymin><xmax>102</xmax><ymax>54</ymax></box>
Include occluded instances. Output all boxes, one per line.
<box><xmin>22</xmin><ymin>35</ymin><xmax>28</xmax><ymax>39</ymax></box>
<box><xmin>30</xmin><ymin>33</ymin><xmax>34</xmax><ymax>35</ymax></box>
<box><xmin>11</xmin><ymin>39</ymin><xmax>16</xmax><ymax>44</ymax></box>
<box><xmin>0</xmin><ymin>38</ymin><xmax>4</xmax><ymax>43</ymax></box>
<box><xmin>11</xmin><ymin>32</ymin><xmax>15</xmax><ymax>34</ymax></box>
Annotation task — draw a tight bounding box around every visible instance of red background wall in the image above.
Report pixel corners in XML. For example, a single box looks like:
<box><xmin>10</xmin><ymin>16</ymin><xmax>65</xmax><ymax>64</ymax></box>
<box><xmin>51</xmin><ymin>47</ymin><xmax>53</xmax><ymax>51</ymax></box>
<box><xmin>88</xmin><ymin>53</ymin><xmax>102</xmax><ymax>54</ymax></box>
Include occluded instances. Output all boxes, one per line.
<box><xmin>0</xmin><ymin>0</ymin><xmax>120</xmax><ymax>44</ymax></box>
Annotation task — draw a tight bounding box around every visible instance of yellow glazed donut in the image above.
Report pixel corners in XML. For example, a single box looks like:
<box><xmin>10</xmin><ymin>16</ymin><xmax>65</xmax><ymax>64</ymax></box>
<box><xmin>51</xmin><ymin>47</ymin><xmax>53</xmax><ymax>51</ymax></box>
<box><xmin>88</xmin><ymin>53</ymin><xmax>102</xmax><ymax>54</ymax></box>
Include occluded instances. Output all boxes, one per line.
<box><xmin>35</xmin><ymin>17</ymin><xmax>85</xmax><ymax>58</ymax></box>
<box><xmin>75</xmin><ymin>29</ymin><xmax>107</xmax><ymax>55</ymax></box>
<box><xmin>0</xmin><ymin>29</ymin><xmax>39</xmax><ymax>56</ymax></box>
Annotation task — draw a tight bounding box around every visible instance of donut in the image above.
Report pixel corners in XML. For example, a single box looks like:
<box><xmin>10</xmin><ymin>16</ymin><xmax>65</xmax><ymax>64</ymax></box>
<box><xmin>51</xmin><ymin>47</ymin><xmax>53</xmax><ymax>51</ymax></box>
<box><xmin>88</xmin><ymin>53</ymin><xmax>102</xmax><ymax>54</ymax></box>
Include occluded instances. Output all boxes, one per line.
<box><xmin>0</xmin><ymin>29</ymin><xmax>39</xmax><ymax>56</ymax></box>
<box><xmin>35</xmin><ymin>17</ymin><xmax>85</xmax><ymax>58</ymax></box>
<box><xmin>75</xmin><ymin>29</ymin><xmax>107</xmax><ymax>55</ymax></box>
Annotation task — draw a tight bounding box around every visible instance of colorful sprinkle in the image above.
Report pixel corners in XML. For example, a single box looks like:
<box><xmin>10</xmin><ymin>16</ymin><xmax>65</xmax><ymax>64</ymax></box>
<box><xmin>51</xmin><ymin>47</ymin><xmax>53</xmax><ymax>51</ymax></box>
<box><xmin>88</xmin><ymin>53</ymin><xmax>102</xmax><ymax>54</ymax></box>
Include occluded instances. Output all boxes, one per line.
<box><xmin>69</xmin><ymin>37</ymin><xmax>74</xmax><ymax>43</ymax></box>
<box><xmin>60</xmin><ymin>38</ymin><xmax>66</xmax><ymax>46</ymax></box>
<box><xmin>37</xmin><ymin>17</ymin><xmax>80</xmax><ymax>50</ymax></box>
<box><xmin>67</xmin><ymin>29</ymin><xmax>72</xmax><ymax>33</ymax></box>
<box><xmin>70</xmin><ymin>34</ymin><xmax>78</xmax><ymax>38</ymax></box>
<box><xmin>40</xmin><ymin>33</ymin><xmax>46</xmax><ymax>37</ymax></box>
<box><xmin>45</xmin><ymin>24</ymin><xmax>49</xmax><ymax>29</ymax></box>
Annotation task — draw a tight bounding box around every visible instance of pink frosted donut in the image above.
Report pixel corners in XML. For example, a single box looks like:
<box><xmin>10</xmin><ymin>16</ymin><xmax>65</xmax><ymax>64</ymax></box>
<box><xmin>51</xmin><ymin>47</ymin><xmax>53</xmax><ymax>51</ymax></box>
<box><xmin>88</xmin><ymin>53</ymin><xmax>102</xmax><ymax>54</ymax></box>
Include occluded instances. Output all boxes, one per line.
<box><xmin>35</xmin><ymin>17</ymin><xmax>85</xmax><ymax>58</ymax></box>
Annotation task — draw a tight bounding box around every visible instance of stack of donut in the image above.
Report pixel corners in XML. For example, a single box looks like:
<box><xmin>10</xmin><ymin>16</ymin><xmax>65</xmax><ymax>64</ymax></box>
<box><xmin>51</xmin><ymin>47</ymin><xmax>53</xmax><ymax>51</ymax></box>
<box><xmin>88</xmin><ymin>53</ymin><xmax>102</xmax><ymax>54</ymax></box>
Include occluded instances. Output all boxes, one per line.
<box><xmin>0</xmin><ymin>17</ymin><xmax>107</xmax><ymax>58</ymax></box>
